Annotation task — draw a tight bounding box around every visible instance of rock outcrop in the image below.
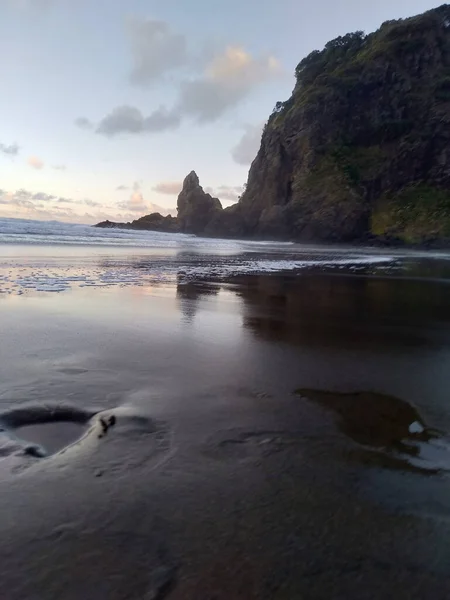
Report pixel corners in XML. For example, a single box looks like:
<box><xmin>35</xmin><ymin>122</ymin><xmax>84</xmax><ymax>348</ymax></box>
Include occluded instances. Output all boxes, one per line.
<box><xmin>177</xmin><ymin>171</ymin><xmax>223</xmax><ymax>234</ymax></box>
<box><xmin>237</xmin><ymin>4</ymin><xmax>450</xmax><ymax>244</ymax></box>
<box><xmin>95</xmin><ymin>213</ymin><xmax>179</xmax><ymax>233</ymax></box>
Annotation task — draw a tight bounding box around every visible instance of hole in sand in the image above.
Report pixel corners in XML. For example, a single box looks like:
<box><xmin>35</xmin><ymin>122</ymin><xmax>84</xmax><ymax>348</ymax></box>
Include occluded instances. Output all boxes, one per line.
<box><xmin>17</xmin><ymin>421</ymin><xmax>88</xmax><ymax>456</ymax></box>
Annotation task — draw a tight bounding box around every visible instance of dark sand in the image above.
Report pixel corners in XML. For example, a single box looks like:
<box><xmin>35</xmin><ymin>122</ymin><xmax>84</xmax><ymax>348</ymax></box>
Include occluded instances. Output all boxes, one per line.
<box><xmin>1</xmin><ymin>264</ymin><xmax>450</xmax><ymax>598</ymax></box>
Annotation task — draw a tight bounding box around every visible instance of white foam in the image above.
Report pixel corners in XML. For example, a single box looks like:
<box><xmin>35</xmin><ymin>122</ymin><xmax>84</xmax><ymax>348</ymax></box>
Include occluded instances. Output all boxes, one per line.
<box><xmin>409</xmin><ymin>421</ymin><xmax>425</xmax><ymax>435</ymax></box>
<box><xmin>405</xmin><ymin>437</ymin><xmax>450</xmax><ymax>472</ymax></box>
<box><xmin>0</xmin><ymin>254</ymin><xmax>396</xmax><ymax>296</ymax></box>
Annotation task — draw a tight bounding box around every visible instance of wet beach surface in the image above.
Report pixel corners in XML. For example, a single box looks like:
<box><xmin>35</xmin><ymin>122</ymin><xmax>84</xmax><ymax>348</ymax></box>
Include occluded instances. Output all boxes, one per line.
<box><xmin>0</xmin><ymin>244</ymin><xmax>450</xmax><ymax>598</ymax></box>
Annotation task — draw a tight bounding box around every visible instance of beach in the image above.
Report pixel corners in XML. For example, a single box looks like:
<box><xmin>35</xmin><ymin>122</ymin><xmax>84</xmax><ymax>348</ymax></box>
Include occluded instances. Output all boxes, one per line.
<box><xmin>1</xmin><ymin>220</ymin><xmax>450</xmax><ymax>598</ymax></box>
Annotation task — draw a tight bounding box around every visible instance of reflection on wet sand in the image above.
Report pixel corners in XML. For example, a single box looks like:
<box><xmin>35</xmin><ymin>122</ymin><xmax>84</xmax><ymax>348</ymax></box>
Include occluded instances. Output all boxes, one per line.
<box><xmin>297</xmin><ymin>389</ymin><xmax>449</xmax><ymax>473</ymax></box>
<box><xmin>173</xmin><ymin>271</ymin><xmax>450</xmax><ymax>348</ymax></box>
<box><xmin>297</xmin><ymin>389</ymin><xmax>430</xmax><ymax>447</ymax></box>
<box><xmin>233</xmin><ymin>273</ymin><xmax>450</xmax><ymax>348</ymax></box>
<box><xmin>176</xmin><ymin>277</ymin><xmax>219</xmax><ymax>323</ymax></box>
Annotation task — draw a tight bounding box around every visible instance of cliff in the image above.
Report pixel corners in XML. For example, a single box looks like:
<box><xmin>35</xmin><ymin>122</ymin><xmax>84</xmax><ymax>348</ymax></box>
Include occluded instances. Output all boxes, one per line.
<box><xmin>238</xmin><ymin>4</ymin><xmax>450</xmax><ymax>244</ymax></box>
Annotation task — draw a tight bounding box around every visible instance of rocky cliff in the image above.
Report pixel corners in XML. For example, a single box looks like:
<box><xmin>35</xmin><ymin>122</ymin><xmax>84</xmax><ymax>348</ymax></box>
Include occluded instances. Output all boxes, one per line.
<box><xmin>237</xmin><ymin>4</ymin><xmax>450</xmax><ymax>244</ymax></box>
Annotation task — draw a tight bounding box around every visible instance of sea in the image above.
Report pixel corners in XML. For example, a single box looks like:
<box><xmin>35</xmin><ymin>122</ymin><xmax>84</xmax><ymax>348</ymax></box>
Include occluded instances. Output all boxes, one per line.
<box><xmin>2</xmin><ymin>216</ymin><xmax>448</xmax><ymax>295</ymax></box>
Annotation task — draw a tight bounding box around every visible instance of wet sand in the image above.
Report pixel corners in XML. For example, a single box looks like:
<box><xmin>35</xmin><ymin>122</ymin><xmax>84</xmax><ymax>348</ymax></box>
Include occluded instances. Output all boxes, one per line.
<box><xmin>1</xmin><ymin>261</ymin><xmax>450</xmax><ymax>598</ymax></box>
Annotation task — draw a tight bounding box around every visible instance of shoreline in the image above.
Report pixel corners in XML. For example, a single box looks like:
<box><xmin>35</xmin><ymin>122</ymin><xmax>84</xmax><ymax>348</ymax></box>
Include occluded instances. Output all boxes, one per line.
<box><xmin>94</xmin><ymin>220</ymin><xmax>450</xmax><ymax>251</ymax></box>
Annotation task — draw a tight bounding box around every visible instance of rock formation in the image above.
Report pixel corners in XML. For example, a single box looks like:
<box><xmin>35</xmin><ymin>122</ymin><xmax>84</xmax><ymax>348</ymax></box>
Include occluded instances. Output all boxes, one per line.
<box><xmin>177</xmin><ymin>171</ymin><xmax>222</xmax><ymax>234</ymax></box>
<box><xmin>95</xmin><ymin>213</ymin><xmax>178</xmax><ymax>233</ymax></box>
<box><xmin>237</xmin><ymin>4</ymin><xmax>450</xmax><ymax>244</ymax></box>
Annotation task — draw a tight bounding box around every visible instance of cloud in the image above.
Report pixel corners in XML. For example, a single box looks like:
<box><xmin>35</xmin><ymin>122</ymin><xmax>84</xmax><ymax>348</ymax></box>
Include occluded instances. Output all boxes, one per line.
<box><xmin>118</xmin><ymin>181</ymin><xmax>147</xmax><ymax>212</ymax></box>
<box><xmin>116</xmin><ymin>181</ymin><xmax>174</xmax><ymax>215</ymax></box>
<box><xmin>0</xmin><ymin>189</ymin><xmax>70</xmax><ymax>219</ymax></box>
<box><xmin>116</xmin><ymin>185</ymin><xmax>129</xmax><ymax>191</ymax></box>
<box><xmin>205</xmin><ymin>184</ymin><xmax>243</xmax><ymax>203</ymax></box>
<box><xmin>87</xmin><ymin>39</ymin><xmax>282</xmax><ymax>137</ymax></box>
<box><xmin>74</xmin><ymin>117</ymin><xmax>94</xmax><ymax>130</ymax></box>
<box><xmin>84</xmin><ymin>199</ymin><xmax>101</xmax><ymax>207</ymax></box>
<box><xmin>232</xmin><ymin>123</ymin><xmax>264</xmax><ymax>165</ymax></box>
<box><xmin>28</xmin><ymin>156</ymin><xmax>44</xmax><ymax>169</ymax></box>
<box><xmin>53</xmin><ymin>164</ymin><xmax>67</xmax><ymax>171</ymax></box>
<box><xmin>0</xmin><ymin>142</ymin><xmax>19</xmax><ymax>156</ymax></box>
<box><xmin>32</xmin><ymin>192</ymin><xmax>56</xmax><ymax>201</ymax></box>
<box><xmin>0</xmin><ymin>186</ymin><xmax>177</xmax><ymax>224</ymax></box>
<box><xmin>152</xmin><ymin>181</ymin><xmax>182</xmax><ymax>195</ymax></box>
<box><xmin>2</xmin><ymin>192</ymin><xmax>92</xmax><ymax>207</ymax></box>
<box><xmin>127</xmin><ymin>18</ymin><xmax>188</xmax><ymax>86</ymax></box>
<box><xmin>176</xmin><ymin>47</ymin><xmax>281</xmax><ymax>122</ymax></box>
<box><xmin>96</xmin><ymin>105</ymin><xmax>180</xmax><ymax>137</ymax></box>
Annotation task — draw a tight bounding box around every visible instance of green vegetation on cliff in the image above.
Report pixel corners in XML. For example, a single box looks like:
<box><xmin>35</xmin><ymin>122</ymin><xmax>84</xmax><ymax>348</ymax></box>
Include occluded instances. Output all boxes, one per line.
<box><xmin>239</xmin><ymin>4</ymin><xmax>450</xmax><ymax>244</ymax></box>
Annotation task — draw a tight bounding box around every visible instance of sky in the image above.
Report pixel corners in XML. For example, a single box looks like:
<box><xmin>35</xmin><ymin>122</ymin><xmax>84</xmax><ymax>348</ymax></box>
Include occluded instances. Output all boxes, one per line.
<box><xmin>0</xmin><ymin>0</ymin><xmax>444</xmax><ymax>224</ymax></box>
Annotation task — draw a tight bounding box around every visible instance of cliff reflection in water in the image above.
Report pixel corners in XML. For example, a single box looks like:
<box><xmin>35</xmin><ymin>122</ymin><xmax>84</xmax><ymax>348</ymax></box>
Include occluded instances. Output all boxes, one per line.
<box><xmin>176</xmin><ymin>278</ymin><xmax>220</xmax><ymax>324</ymax></box>
<box><xmin>232</xmin><ymin>273</ymin><xmax>450</xmax><ymax>349</ymax></box>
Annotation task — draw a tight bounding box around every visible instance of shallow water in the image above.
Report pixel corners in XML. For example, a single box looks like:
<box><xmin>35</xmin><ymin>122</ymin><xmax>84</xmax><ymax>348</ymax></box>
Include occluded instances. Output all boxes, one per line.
<box><xmin>16</xmin><ymin>422</ymin><xmax>87</xmax><ymax>455</ymax></box>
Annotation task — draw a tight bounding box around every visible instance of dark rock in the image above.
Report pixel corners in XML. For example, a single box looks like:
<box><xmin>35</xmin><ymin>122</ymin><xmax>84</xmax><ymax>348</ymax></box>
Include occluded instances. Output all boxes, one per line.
<box><xmin>129</xmin><ymin>213</ymin><xmax>179</xmax><ymax>233</ymax></box>
<box><xmin>204</xmin><ymin>203</ymin><xmax>246</xmax><ymax>238</ymax></box>
<box><xmin>177</xmin><ymin>171</ymin><xmax>222</xmax><ymax>234</ymax></box>
<box><xmin>95</xmin><ymin>220</ymin><xmax>124</xmax><ymax>229</ymax></box>
<box><xmin>95</xmin><ymin>214</ymin><xmax>179</xmax><ymax>233</ymax></box>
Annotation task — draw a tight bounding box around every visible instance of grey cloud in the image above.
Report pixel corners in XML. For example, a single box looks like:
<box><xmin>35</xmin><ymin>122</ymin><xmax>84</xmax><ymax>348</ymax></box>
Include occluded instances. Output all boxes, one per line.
<box><xmin>175</xmin><ymin>48</ymin><xmax>282</xmax><ymax>123</ymax></box>
<box><xmin>0</xmin><ymin>185</ymin><xmax>103</xmax><ymax>223</ymax></box>
<box><xmin>0</xmin><ymin>189</ymin><xmax>34</xmax><ymax>209</ymax></box>
<box><xmin>84</xmin><ymin>199</ymin><xmax>101</xmax><ymax>207</ymax></box>
<box><xmin>0</xmin><ymin>142</ymin><xmax>19</xmax><ymax>156</ymax></box>
<box><xmin>0</xmin><ymin>188</ymin><xmax>55</xmax><ymax>204</ymax></box>
<box><xmin>127</xmin><ymin>18</ymin><xmax>188</xmax><ymax>86</ymax></box>
<box><xmin>53</xmin><ymin>164</ymin><xmax>67</xmax><ymax>171</ymax></box>
<box><xmin>96</xmin><ymin>105</ymin><xmax>180</xmax><ymax>137</ymax></box>
<box><xmin>86</xmin><ymin>45</ymin><xmax>281</xmax><ymax>138</ymax></box>
<box><xmin>2</xmin><ymin>190</ymin><xmax>82</xmax><ymax>206</ymax></box>
<box><xmin>232</xmin><ymin>123</ymin><xmax>264</xmax><ymax>165</ymax></box>
<box><xmin>152</xmin><ymin>181</ymin><xmax>182</xmax><ymax>195</ymax></box>
<box><xmin>32</xmin><ymin>192</ymin><xmax>56</xmax><ymax>201</ymax></box>
<box><xmin>75</xmin><ymin>117</ymin><xmax>94</xmax><ymax>130</ymax></box>
<box><xmin>15</xmin><ymin>188</ymin><xmax>32</xmax><ymax>199</ymax></box>
<box><xmin>176</xmin><ymin>79</ymin><xmax>242</xmax><ymax>122</ymax></box>
<box><xmin>116</xmin><ymin>185</ymin><xmax>129</xmax><ymax>191</ymax></box>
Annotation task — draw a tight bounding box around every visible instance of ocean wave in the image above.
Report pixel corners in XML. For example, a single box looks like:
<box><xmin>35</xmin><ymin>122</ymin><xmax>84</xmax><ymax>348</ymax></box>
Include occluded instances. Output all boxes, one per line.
<box><xmin>0</xmin><ymin>217</ymin><xmax>299</xmax><ymax>253</ymax></box>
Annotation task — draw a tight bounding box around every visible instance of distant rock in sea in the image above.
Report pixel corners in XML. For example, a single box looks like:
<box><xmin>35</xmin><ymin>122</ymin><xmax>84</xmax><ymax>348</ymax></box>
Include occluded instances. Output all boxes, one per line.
<box><xmin>95</xmin><ymin>213</ymin><xmax>179</xmax><ymax>233</ymax></box>
<box><xmin>95</xmin><ymin>172</ymin><xmax>244</xmax><ymax>238</ymax></box>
